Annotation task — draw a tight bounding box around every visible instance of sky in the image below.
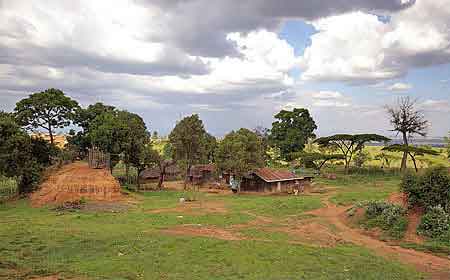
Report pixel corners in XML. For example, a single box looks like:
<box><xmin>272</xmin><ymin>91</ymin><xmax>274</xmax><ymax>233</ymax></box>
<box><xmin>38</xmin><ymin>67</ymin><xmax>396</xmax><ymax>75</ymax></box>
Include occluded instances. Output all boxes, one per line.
<box><xmin>0</xmin><ymin>0</ymin><xmax>449</xmax><ymax>137</ymax></box>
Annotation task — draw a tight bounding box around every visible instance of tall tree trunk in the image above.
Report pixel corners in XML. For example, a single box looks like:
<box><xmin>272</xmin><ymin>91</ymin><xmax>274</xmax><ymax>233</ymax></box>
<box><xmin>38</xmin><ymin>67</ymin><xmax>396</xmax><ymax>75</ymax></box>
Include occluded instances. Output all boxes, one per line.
<box><xmin>48</xmin><ymin>125</ymin><xmax>54</xmax><ymax>145</ymax></box>
<box><xmin>401</xmin><ymin>132</ymin><xmax>408</xmax><ymax>172</ymax></box>
<box><xmin>409</xmin><ymin>153</ymin><xmax>418</xmax><ymax>172</ymax></box>
<box><xmin>158</xmin><ymin>171</ymin><xmax>165</xmax><ymax>190</ymax></box>
<box><xmin>184</xmin><ymin>163</ymin><xmax>190</xmax><ymax>190</ymax></box>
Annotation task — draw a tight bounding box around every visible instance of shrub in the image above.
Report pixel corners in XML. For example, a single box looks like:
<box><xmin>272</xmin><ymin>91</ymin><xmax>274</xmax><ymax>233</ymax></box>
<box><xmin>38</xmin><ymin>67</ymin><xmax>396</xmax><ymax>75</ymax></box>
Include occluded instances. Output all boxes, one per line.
<box><xmin>401</xmin><ymin>167</ymin><xmax>450</xmax><ymax>211</ymax></box>
<box><xmin>365</xmin><ymin>201</ymin><xmax>391</xmax><ymax>219</ymax></box>
<box><xmin>364</xmin><ymin>201</ymin><xmax>408</xmax><ymax>239</ymax></box>
<box><xmin>417</xmin><ymin>206</ymin><xmax>450</xmax><ymax>239</ymax></box>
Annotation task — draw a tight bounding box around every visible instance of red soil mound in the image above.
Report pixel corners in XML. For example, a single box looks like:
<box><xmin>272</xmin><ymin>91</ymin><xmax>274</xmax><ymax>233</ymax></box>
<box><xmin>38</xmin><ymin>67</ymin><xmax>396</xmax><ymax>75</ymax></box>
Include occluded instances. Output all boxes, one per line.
<box><xmin>31</xmin><ymin>162</ymin><xmax>123</xmax><ymax>207</ymax></box>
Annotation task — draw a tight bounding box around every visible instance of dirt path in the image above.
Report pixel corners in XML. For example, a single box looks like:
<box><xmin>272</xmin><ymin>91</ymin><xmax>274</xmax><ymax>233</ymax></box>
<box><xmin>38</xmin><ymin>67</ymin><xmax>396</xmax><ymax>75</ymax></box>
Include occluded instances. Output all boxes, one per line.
<box><xmin>306</xmin><ymin>195</ymin><xmax>450</xmax><ymax>280</ymax></box>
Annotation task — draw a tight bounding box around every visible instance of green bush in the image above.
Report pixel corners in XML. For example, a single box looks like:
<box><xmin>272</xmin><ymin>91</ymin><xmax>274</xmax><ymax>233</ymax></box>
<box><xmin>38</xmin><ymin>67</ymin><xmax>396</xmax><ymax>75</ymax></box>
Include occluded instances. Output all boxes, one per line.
<box><xmin>364</xmin><ymin>201</ymin><xmax>408</xmax><ymax>239</ymax></box>
<box><xmin>417</xmin><ymin>206</ymin><xmax>450</xmax><ymax>239</ymax></box>
<box><xmin>365</xmin><ymin>201</ymin><xmax>391</xmax><ymax>219</ymax></box>
<box><xmin>401</xmin><ymin>167</ymin><xmax>450</xmax><ymax>211</ymax></box>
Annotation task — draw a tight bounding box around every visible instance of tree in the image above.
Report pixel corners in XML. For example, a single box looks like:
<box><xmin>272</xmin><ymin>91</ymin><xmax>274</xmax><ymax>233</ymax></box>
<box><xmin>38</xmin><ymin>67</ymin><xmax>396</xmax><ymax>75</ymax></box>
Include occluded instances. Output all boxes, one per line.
<box><xmin>14</xmin><ymin>88</ymin><xmax>79</xmax><ymax>144</ymax></box>
<box><xmin>315</xmin><ymin>134</ymin><xmax>390</xmax><ymax>173</ymax></box>
<box><xmin>168</xmin><ymin>114</ymin><xmax>207</xmax><ymax>186</ymax></box>
<box><xmin>69</xmin><ymin>102</ymin><xmax>116</xmax><ymax>157</ymax></box>
<box><xmin>382</xmin><ymin>144</ymin><xmax>440</xmax><ymax>172</ymax></box>
<box><xmin>0</xmin><ymin>112</ymin><xmax>52</xmax><ymax>194</ymax></box>
<box><xmin>140</xmin><ymin>145</ymin><xmax>176</xmax><ymax>190</ymax></box>
<box><xmin>291</xmin><ymin>152</ymin><xmax>345</xmax><ymax>174</ymax></box>
<box><xmin>269</xmin><ymin>108</ymin><xmax>317</xmax><ymax>160</ymax></box>
<box><xmin>89</xmin><ymin>110</ymin><xmax>149</xmax><ymax>175</ymax></box>
<box><xmin>386</xmin><ymin>97</ymin><xmax>428</xmax><ymax>172</ymax></box>
<box><xmin>215</xmin><ymin>128</ymin><xmax>265</xmax><ymax>191</ymax></box>
<box><xmin>200</xmin><ymin>132</ymin><xmax>217</xmax><ymax>163</ymax></box>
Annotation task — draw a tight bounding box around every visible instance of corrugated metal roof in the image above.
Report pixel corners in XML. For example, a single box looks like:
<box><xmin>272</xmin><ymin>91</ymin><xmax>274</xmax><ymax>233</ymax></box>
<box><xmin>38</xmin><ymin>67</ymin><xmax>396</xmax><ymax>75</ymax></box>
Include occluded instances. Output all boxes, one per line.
<box><xmin>253</xmin><ymin>168</ymin><xmax>305</xmax><ymax>182</ymax></box>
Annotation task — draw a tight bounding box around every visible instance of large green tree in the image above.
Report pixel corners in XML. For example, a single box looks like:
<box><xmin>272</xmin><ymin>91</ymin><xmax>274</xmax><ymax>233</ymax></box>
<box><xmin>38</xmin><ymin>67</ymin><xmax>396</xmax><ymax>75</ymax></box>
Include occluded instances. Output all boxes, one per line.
<box><xmin>269</xmin><ymin>108</ymin><xmax>317</xmax><ymax>160</ymax></box>
<box><xmin>168</xmin><ymin>114</ymin><xmax>207</xmax><ymax>185</ymax></box>
<box><xmin>315</xmin><ymin>134</ymin><xmax>390</xmax><ymax>173</ymax></box>
<box><xmin>14</xmin><ymin>88</ymin><xmax>79</xmax><ymax>144</ymax></box>
<box><xmin>386</xmin><ymin>97</ymin><xmax>428</xmax><ymax>172</ymax></box>
<box><xmin>89</xmin><ymin>110</ymin><xmax>149</xmax><ymax>173</ymax></box>
<box><xmin>215</xmin><ymin>128</ymin><xmax>265</xmax><ymax>190</ymax></box>
<box><xmin>0</xmin><ymin>112</ymin><xmax>53</xmax><ymax>194</ymax></box>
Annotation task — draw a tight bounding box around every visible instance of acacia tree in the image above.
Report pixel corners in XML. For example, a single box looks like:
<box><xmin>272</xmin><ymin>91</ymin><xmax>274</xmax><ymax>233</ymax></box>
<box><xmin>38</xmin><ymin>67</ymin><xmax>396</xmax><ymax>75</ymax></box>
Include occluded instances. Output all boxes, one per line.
<box><xmin>269</xmin><ymin>108</ymin><xmax>317</xmax><ymax>160</ymax></box>
<box><xmin>315</xmin><ymin>134</ymin><xmax>390</xmax><ymax>173</ymax></box>
<box><xmin>215</xmin><ymin>128</ymin><xmax>265</xmax><ymax>191</ymax></box>
<box><xmin>168</xmin><ymin>114</ymin><xmax>207</xmax><ymax>186</ymax></box>
<box><xmin>291</xmin><ymin>152</ymin><xmax>344</xmax><ymax>174</ymax></box>
<box><xmin>382</xmin><ymin>144</ymin><xmax>440</xmax><ymax>172</ymax></box>
<box><xmin>386</xmin><ymin>97</ymin><xmax>428</xmax><ymax>171</ymax></box>
<box><xmin>14</xmin><ymin>88</ymin><xmax>79</xmax><ymax>144</ymax></box>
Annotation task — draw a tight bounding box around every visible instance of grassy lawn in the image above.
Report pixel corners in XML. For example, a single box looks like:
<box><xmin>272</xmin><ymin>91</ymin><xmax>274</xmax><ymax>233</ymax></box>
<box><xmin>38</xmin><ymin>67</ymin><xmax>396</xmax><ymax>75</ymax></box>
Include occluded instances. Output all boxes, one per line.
<box><xmin>0</xmin><ymin>189</ymin><xmax>425</xmax><ymax>280</ymax></box>
<box><xmin>316</xmin><ymin>172</ymin><xmax>402</xmax><ymax>206</ymax></box>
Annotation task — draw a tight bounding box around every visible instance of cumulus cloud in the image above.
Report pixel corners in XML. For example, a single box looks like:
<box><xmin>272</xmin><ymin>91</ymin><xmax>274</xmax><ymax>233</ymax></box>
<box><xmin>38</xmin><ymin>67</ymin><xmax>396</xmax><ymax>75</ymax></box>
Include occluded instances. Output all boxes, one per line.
<box><xmin>300</xmin><ymin>0</ymin><xmax>450</xmax><ymax>83</ymax></box>
<box><xmin>388</xmin><ymin>82</ymin><xmax>413</xmax><ymax>91</ymax></box>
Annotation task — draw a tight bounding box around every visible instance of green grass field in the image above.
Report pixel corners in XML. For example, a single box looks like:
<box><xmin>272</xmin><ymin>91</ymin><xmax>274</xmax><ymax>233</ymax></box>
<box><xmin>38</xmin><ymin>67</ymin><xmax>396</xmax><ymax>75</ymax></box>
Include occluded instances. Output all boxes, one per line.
<box><xmin>0</xmin><ymin>181</ymin><xmax>428</xmax><ymax>280</ymax></box>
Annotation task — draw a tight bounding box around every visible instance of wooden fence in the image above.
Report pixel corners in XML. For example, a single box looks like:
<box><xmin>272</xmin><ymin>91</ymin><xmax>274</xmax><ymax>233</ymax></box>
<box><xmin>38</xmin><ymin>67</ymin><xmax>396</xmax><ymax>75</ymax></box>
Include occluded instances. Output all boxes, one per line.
<box><xmin>88</xmin><ymin>148</ymin><xmax>111</xmax><ymax>169</ymax></box>
<box><xmin>0</xmin><ymin>177</ymin><xmax>18</xmax><ymax>201</ymax></box>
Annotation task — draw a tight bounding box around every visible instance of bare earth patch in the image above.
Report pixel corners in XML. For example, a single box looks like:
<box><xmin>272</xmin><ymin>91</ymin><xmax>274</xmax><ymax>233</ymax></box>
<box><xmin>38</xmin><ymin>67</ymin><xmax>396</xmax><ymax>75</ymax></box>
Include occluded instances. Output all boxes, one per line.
<box><xmin>31</xmin><ymin>162</ymin><xmax>124</xmax><ymax>207</ymax></box>
<box><xmin>276</xmin><ymin>221</ymin><xmax>343</xmax><ymax>247</ymax></box>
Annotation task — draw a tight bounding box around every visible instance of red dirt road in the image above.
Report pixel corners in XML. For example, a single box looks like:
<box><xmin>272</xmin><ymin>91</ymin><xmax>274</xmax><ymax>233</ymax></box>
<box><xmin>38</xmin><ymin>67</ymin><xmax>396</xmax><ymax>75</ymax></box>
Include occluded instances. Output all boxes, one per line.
<box><xmin>306</xmin><ymin>196</ymin><xmax>450</xmax><ymax>280</ymax></box>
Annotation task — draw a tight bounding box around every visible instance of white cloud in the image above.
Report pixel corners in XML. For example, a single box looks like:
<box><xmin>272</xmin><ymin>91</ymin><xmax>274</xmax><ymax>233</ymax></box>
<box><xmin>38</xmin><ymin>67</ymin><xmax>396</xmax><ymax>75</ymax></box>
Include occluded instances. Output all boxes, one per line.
<box><xmin>300</xmin><ymin>0</ymin><xmax>450</xmax><ymax>83</ymax></box>
<box><xmin>388</xmin><ymin>82</ymin><xmax>413</xmax><ymax>91</ymax></box>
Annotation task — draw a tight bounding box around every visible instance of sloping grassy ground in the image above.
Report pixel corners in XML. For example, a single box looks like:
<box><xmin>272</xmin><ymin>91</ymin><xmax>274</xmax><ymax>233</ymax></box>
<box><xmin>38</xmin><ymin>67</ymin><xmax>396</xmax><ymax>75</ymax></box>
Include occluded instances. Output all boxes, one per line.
<box><xmin>316</xmin><ymin>172</ymin><xmax>402</xmax><ymax>206</ymax></box>
<box><xmin>0</xmin><ymin>190</ymin><xmax>425</xmax><ymax>280</ymax></box>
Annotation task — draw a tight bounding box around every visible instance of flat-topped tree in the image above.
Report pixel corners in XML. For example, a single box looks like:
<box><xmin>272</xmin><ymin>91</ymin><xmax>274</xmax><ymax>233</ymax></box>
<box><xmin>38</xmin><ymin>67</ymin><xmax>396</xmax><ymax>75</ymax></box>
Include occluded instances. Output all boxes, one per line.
<box><xmin>315</xmin><ymin>134</ymin><xmax>390</xmax><ymax>173</ymax></box>
<box><xmin>291</xmin><ymin>151</ymin><xmax>345</xmax><ymax>175</ymax></box>
<box><xmin>386</xmin><ymin>97</ymin><xmax>428</xmax><ymax>172</ymax></box>
<box><xmin>382</xmin><ymin>144</ymin><xmax>440</xmax><ymax>172</ymax></box>
<box><xmin>14</xmin><ymin>88</ymin><xmax>79</xmax><ymax>145</ymax></box>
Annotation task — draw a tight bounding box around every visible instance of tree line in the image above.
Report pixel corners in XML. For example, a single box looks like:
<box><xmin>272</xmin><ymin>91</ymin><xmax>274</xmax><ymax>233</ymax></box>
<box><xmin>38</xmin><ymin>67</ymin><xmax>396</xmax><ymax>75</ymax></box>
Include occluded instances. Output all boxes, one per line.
<box><xmin>1</xmin><ymin>89</ymin><xmax>447</xmax><ymax>194</ymax></box>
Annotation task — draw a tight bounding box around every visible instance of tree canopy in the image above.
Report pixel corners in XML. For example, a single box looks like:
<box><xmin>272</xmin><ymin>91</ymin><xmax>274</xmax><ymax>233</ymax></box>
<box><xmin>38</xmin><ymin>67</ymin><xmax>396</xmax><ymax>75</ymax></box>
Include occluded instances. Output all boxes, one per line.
<box><xmin>0</xmin><ymin>112</ymin><xmax>53</xmax><ymax>193</ymax></box>
<box><xmin>168</xmin><ymin>114</ymin><xmax>207</xmax><ymax>184</ymax></box>
<box><xmin>315</xmin><ymin>134</ymin><xmax>390</xmax><ymax>173</ymax></box>
<box><xmin>14</xmin><ymin>88</ymin><xmax>79</xmax><ymax>144</ymax></box>
<box><xmin>215</xmin><ymin>128</ymin><xmax>265</xmax><ymax>178</ymax></box>
<box><xmin>269</xmin><ymin>108</ymin><xmax>317</xmax><ymax>160</ymax></box>
<box><xmin>89</xmin><ymin>110</ymin><xmax>149</xmax><ymax>171</ymax></box>
<box><xmin>291</xmin><ymin>151</ymin><xmax>344</xmax><ymax>174</ymax></box>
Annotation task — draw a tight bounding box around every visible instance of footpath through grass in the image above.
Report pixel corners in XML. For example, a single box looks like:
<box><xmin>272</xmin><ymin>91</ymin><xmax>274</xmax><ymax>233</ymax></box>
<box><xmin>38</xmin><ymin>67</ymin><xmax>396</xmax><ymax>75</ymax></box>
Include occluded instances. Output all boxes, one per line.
<box><xmin>0</xmin><ymin>190</ymin><xmax>425</xmax><ymax>279</ymax></box>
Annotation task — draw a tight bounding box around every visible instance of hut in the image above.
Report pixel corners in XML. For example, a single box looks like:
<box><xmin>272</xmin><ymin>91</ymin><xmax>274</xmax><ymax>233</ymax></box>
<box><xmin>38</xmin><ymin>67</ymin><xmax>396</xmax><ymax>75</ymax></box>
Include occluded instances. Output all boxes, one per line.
<box><xmin>188</xmin><ymin>164</ymin><xmax>216</xmax><ymax>185</ymax></box>
<box><xmin>240</xmin><ymin>167</ymin><xmax>312</xmax><ymax>193</ymax></box>
<box><xmin>139</xmin><ymin>165</ymin><xmax>180</xmax><ymax>183</ymax></box>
